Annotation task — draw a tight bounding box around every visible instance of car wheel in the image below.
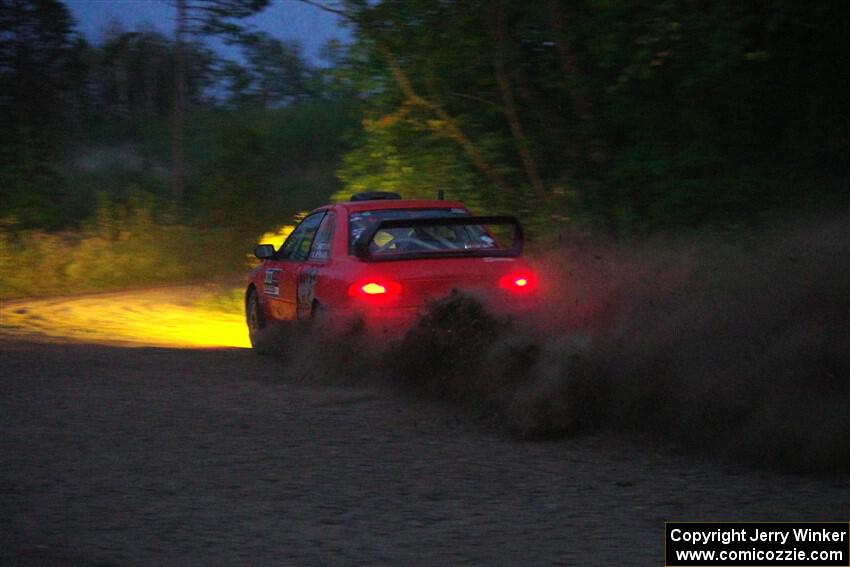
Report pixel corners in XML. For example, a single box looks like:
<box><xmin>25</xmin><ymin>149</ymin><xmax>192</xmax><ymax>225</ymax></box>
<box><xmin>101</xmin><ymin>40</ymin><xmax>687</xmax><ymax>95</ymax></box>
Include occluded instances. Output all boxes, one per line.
<box><xmin>309</xmin><ymin>300</ymin><xmax>329</xmax><ymax>332</ymax></box>
<box><xmin>246</xmin><ymin>288</ymin><xmax>273</xmax><ymax>354</ymax></box>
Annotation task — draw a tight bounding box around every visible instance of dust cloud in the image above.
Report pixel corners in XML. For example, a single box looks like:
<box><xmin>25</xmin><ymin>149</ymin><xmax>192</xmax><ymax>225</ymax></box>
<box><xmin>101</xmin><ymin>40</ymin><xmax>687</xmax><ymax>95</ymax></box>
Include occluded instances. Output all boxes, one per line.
<box><xmin>268</xmin><ymin>214</ymin><xmax>850</xmax><ymax>472</ymax></box>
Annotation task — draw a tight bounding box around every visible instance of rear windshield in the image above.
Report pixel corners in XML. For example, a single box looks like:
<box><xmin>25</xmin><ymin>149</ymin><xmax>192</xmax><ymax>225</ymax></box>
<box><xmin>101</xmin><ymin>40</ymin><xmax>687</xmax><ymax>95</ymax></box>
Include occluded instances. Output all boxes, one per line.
<box><xmin>348</xmin><ymin>208</ymin><xmax>501</xmax><ymax>255</ymax></box>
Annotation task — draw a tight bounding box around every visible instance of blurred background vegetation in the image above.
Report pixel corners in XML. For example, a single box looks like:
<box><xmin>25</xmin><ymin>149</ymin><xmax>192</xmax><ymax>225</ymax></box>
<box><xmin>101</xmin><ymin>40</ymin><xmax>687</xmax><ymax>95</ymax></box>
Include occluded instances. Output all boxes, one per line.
<box><xmin>1</xmin><ymin>0</ymin><xmax>847</xmax><ymax>297</ymax></box>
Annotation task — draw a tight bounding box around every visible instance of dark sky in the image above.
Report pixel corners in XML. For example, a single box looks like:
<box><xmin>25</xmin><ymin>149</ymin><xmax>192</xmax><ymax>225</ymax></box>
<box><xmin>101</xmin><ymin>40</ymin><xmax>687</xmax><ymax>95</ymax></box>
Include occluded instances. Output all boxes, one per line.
<box><xmin>64</xmin><ymin>0</ymin><xmax>349</xmax><ymax>64</ymax></box>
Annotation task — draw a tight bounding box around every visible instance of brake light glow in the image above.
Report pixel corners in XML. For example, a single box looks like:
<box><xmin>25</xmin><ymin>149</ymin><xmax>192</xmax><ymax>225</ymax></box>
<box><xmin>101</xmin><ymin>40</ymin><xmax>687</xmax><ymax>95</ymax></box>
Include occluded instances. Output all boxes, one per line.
<box><xmin>499</xmin><ymin>272</ymin><xmax>536</xmax><ymax>293</ymax></box>
<box><xmin>361</xmin><ymin>282</ymin><xmax>387</xmax><ymax>295</ymax></box>
<box><xmin>348</xmin><ymin>279</ymin><xmax>402</xmax><ymax>298</ymax></box>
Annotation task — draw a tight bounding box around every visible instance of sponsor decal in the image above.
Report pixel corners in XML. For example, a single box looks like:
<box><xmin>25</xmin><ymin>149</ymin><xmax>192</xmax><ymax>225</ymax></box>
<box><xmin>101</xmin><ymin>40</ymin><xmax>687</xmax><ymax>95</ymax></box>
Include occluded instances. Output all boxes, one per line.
<box><xmin>296</xmin><ymin>267</ymin><xmax>319</xmax><ymax>318</ymax></box>
<box><xmin>263</xmin><ymin>268</ymin><xmax>281</xmax><ymax>297</ymax></box>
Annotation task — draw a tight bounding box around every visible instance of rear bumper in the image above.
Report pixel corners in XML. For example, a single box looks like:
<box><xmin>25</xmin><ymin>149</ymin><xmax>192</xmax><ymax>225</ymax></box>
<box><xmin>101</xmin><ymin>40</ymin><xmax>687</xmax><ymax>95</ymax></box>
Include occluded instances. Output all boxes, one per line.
<box><xmin>338</xmin><ymin>292</ymin><xmax>538</xmax><ymax>338</ymax></box>
<box><xmin>331</xmin><ymin>306</ymin><xmax>419</xmax><ymax>337</ymax></box>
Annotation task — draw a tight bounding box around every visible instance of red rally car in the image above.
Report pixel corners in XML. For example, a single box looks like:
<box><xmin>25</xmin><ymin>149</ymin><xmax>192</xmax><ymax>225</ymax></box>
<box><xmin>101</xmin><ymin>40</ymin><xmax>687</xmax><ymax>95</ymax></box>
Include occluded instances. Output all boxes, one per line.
<box><xmin>245</xmin><ymin>192</ymin><xmax>538</xmax><ymax>348</ymax></box>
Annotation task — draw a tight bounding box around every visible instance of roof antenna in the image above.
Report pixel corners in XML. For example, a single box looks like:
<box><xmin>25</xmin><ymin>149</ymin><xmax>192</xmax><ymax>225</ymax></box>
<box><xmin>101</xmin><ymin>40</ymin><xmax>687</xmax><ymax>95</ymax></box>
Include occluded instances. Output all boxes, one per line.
<box><xmin>436</xmin><ymin>189</ymin><xmax>444</xmax><ymax>200</ymax></box>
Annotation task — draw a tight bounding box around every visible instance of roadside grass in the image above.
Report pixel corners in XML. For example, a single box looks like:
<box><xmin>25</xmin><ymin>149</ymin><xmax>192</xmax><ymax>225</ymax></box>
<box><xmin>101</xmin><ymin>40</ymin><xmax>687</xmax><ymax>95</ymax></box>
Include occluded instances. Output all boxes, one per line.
<box><xmin>192</xmin><ymin>286</ymin><xmax>245</xmax><ymax>315</ymax></box>
<box><xmin>0</xmin><ymin>193</ymin><xmax>255</xmax><ymax>300</ymax></box>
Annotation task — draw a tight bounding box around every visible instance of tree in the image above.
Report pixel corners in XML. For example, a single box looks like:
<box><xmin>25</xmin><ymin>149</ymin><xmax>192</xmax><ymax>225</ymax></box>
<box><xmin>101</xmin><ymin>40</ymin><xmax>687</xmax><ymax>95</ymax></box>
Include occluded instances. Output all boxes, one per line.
<box><xmin>306</xmin><ymin>0</ymin><xmax>849</xmax><ymax>232</ymax></box>
<box><xmin>97</xmin><ymin>26</ymin><xmax>173</xmax><ymax>119</ymax></box>
<box><xmin>0</xmin><ymin>0</ymin><xmax>82</xmax><ymax>227</ymax></box>
<box><xmin>227</xmin><ymin>32</ymin><xmax>315</xmax><ymax>106</ymax></box>
<box><xmin>300</xmin><ymin>1</ymin><xmax>511</xmax><ymax>194</ymax></box>
<box><xmin>169</xmin><ymin>0</ymin><xmax>270</xmax><ymax>212</ymax></box>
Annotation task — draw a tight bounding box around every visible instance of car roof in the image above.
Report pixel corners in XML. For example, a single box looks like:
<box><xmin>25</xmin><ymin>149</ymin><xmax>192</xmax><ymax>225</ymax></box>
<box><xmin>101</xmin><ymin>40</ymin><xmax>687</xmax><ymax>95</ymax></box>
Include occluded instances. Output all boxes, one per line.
<box><xmin>318</xmin><ymin>199</ymin><xmax>468</xmax><ymax>214</ymax></box>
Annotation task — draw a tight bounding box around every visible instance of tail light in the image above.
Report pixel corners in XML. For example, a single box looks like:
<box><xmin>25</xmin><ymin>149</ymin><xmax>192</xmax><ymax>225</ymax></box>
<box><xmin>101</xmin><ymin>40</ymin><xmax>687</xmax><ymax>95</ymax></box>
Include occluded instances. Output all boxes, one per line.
<box><xmin>499</xmin><ymin>271</ymin><xmax>537</xmax><ymax>294</ymax></box>
<box><xmin>348</xmin><ymin>279</ymin><xmax>402</xmax><ymax>298</ymax></box>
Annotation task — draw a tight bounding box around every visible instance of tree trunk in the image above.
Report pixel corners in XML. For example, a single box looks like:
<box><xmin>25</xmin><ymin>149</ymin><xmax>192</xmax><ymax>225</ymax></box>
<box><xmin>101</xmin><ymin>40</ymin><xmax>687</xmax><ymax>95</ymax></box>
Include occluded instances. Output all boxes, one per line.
<box><xmin>511</xmin><ymin>52</ymin><xmax>580</xmax><ymax>167</ymax></box>
<box><xmin>545</xmin><ymin>0</ymin><xmax>607</xmax><ymax>165</ymax></box>
<box><xmin>144</xmin><ymin>49</ymin><xmax>158</xmax><ymax>117</ymax></box>
<box><xmin>115</xmin><ymin>58</ymin><xmax>130</xmax><ymax>118</ymax></box>
<box><xmin>298</xmin><ymin>1</ymin><xmax>508</xmax><ymax>191</ymax></box>
<box><xmin>488</xmin><ymin>7</ymin><xmax>547</xmax><ymax>198</ymax></box>
<box><xmin>377</xmin><ymin>44</ymin><xmax>508</xmax><ymax>192</ymax></box>
<box><xmin>171</xmin><ymin>0</ymin><xmax>187</xmax><ymax>213</ymax></box>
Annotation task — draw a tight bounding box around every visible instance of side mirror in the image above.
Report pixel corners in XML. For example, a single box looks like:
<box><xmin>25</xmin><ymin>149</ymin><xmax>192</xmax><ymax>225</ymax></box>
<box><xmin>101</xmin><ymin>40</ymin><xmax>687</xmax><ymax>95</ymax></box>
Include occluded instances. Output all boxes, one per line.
<box><xmin>254</xmin><ymin>244</ymin><xmax>276</xmax><ymax>259</ymax></box>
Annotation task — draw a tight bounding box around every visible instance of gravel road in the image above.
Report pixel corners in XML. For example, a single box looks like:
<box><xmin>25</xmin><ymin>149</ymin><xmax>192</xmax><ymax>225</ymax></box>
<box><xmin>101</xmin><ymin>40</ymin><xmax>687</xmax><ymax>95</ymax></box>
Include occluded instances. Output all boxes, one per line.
<box><xmin>2</xmin><ymin>338</ymin><xmax>848</xmax><ymax>566</ymax></box>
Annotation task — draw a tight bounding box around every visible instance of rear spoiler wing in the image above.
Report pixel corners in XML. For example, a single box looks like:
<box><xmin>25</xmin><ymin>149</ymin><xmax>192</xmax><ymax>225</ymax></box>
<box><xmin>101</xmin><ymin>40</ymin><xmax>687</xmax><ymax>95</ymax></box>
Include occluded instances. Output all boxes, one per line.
<box><xmin>353</xmin><ymin>215</ymin><xmax>524</xmax><ymax>261</ymax></box>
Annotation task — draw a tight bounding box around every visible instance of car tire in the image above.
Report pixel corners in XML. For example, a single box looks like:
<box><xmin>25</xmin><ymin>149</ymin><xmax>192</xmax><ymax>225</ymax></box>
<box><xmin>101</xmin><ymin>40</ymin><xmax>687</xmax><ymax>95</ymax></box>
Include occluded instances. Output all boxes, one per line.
<box><xmin>309</xmin><ymin>300</ymin><xmax>330</xmax><ymax>333</ymax></box>
<box><xmin>246</xmin><ymin>288</ymin><xmax>273</xmax><ymax>354</ymax></box>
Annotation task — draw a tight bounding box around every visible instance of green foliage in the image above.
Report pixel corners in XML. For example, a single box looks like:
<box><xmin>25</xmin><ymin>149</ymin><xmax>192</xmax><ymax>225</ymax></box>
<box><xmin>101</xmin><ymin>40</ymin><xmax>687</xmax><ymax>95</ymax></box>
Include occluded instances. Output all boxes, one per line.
<box><xmin>0</xmin><ymin>191</ymin><xmax>249</xmax><ymax>298</ymax></box>
<box><xmin>0</xmin><ymin>135</ymin><xmax>65</xmax><ymax>229</ymax></box>
<box><xmin>200</xmin><ymin>121</ymin><xmax>271</xmax><ymax>229</ymax></box>
<box><xmin>3</xmin><ymin>0</ymin><xmax>848</xmax><ymax>294</ymax></box>
<box><xmin>334</xmin><ymin>115</ymin><xmax>483</xmax><ymax>207</ymax></box>
<box><xmin>0</xmin><ymin>0</ymin><xmax>81</xmax><ymax>229</ymax></box>
<box><xmin>226</xmin><ymin>32</ymin><xmax>317</xmax><ymax>105</ymax></box>
<box><xmin>192</xmin><ymin>286</ymin><xmax>245</xmax><ymax>313</ymax></box>
<box><xmin>193</xmin><ymin>100</ymin><xmax>361</xmax><ymax>229</ymax></box>
<box><xmin>327</xmin><ymin>0</ymin><xmax>849</xmax><ymax>235</ymax></box>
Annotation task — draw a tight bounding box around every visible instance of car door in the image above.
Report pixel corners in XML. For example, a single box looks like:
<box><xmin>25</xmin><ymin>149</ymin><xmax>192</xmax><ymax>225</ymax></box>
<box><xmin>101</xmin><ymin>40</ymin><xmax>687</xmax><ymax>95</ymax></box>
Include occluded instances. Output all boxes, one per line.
<box><xmin>264</xmin><ymin>212</ymin><xmax>325</xmax><ymax>321</ymax></box>
<box><xmin>296</xmin><ymin>211</ymin><xmax>336</xmax><ymax>320</ymax></box>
